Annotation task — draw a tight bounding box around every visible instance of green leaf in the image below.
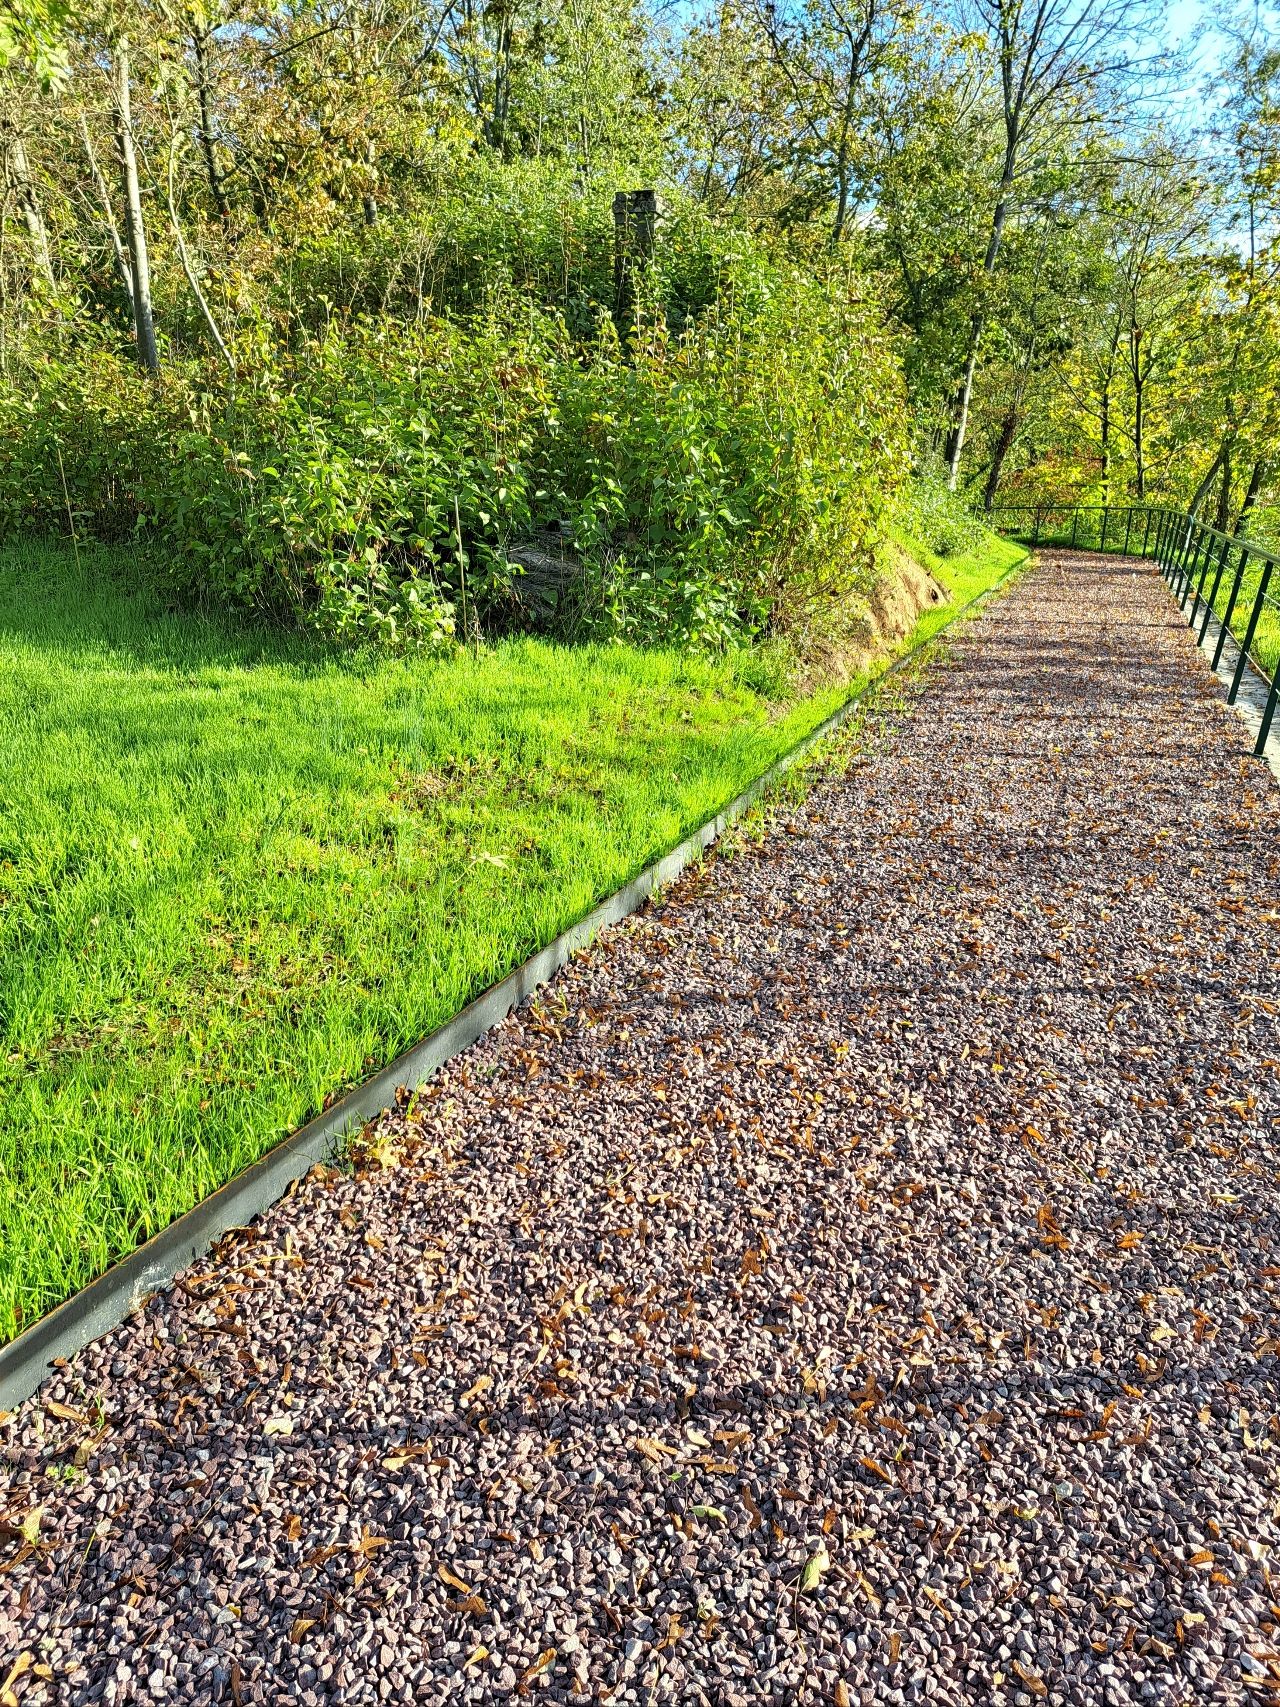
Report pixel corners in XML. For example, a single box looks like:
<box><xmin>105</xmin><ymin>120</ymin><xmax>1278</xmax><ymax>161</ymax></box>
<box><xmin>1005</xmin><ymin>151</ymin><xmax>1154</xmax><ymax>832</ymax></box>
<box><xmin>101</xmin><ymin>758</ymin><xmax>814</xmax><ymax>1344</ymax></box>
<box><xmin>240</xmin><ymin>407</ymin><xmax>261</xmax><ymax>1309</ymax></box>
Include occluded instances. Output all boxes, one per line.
<box><xmin>800</xmin><ymin>1541</ymin><xmax>830</xmax><ymax>1593</ymax></box>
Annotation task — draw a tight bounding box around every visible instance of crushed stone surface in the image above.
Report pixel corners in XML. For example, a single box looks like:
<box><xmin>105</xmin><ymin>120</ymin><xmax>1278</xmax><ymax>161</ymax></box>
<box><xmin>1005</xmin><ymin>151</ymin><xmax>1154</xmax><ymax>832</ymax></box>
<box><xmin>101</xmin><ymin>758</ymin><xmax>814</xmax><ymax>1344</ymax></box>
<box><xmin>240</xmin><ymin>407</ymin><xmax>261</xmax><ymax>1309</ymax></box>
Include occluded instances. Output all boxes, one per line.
<box><xmin>3</xmin><ymin>550</ymin><xmax>1280</xmax><ymax>1707</ymax></box>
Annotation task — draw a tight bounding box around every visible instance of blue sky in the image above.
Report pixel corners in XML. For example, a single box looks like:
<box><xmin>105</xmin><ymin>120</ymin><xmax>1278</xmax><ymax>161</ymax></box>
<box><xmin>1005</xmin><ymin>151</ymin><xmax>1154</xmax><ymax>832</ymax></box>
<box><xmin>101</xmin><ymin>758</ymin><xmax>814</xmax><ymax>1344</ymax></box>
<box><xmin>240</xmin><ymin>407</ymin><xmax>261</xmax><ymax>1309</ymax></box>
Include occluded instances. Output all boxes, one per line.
<box><xmin>1163</xmin><ymin>0</ymin><xmax>1222</xmax><ymax>88</ymax></box>
<box><xmin>1156</xmin><ymin>0</ymin><xmax>1243</xmax><ymax>134</ymax></box>
<box><xmin>1161</xmin><ymin>0</ymin><xmax>1279</xmax><ymax>96</ymax></box>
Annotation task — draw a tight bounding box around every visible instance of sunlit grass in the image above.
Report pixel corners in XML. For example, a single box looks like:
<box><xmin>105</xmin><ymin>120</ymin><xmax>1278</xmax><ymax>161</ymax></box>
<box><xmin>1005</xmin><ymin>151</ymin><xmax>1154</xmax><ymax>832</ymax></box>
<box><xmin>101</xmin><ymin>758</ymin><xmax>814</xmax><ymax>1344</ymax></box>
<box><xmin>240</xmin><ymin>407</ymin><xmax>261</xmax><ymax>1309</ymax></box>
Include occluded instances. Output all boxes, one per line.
<box><xmin>1178</xmin><ymin>542</ymin><xmax>1280</xmax><ymax>680</ymax></box>
<box><xmin>889</xmin><ymin>526</ymin><xmax>1028</xmax><ymax>636</ymax></box>
<box><xmin>0</xmin><ymin>530</ymin><xmax>1018</xmax><ymax>1338</ymax></box>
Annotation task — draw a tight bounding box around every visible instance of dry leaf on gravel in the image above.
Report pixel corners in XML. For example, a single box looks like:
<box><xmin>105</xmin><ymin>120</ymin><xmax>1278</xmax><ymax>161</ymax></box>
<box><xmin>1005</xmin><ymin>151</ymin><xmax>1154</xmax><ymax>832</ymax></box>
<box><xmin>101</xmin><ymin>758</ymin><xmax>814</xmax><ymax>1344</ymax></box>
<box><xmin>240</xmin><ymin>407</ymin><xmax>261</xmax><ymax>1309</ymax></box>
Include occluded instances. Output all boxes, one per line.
<box><xmin>520</xmin><ymin>1649</ymin><xmax>556</xmax><ymax>1686</ymax></box>
<box><xmin>1012</xmin><ymin>1661</ymin><xmax>1048</xmax><ymax>1697</ymax></box>
<box><xmin>5</xmin><ymin>553</ymin><xmax>1279</xmax><ymax>1706</ymax></box>
<box><xmin>44</xmin><ymin>1402</ymin><xmax>92</xmax><ymax>1426</ymax></box>
<box><xmin>0</xmin><ymin>1654</ymin><xmax>32</xmax><ymax>1707</ymax></box>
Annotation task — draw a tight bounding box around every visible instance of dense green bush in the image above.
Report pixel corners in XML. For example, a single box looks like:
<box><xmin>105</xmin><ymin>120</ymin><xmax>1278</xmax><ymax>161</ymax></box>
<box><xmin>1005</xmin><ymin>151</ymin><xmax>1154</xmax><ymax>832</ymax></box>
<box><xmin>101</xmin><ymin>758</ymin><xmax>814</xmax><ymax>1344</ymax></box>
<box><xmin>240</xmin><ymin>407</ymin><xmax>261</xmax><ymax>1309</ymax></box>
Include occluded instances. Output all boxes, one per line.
<box><xmin>0</xmin><ymin>195</ymin><xmax>906</xmax><ymax>652</ymax></box>
<box><xmin>237</xmin><ymin>163</ymin><xmax>767</xmax><ymax>343</ymax></box>
<box><xmin>896</xmin><ymin>467</ymin><xmax>987</xmax><ymax>560</ymax></box>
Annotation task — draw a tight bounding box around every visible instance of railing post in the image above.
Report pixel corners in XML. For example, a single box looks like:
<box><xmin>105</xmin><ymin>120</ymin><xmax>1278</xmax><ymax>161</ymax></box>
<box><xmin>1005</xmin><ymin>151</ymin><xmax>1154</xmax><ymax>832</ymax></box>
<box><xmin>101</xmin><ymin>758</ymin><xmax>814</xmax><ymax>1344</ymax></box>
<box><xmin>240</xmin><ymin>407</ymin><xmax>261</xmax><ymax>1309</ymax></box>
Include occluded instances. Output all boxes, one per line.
<box><xmin>1123</xmin><ymin>509</ymin><xmax>1133</xmax><ymax>555</ymax></box>
<box><xmin>1211</xmin><ymin>543</ymin><xmax>1251</xmax><ymax>672</ymax></box>
<box><xmin>1071</xmin><ymin>510</ymin><xmax>1079</xmax><ymax>547</ymax></box>
<box><xmin>1189</xmin><ymin>529</ymin><xmax>1209</xmax><ymax>623</ymax></box>
<box><xmin>1178</xmin><ymin>522</ymin><xmax>1201</xmax><ymax>607</ymax></box>
<box><xmin>1100</xmin><ymin>506</ymin><xmax>1109</xmax><ymax>551</ymax></box>
<box><xmin>1181</xmin><ymin>525</ymin><xmax>1201</xmax><ymax>607</ymax></box>
<box><xmin>1032</xmin><ymin>508</ymin><xmax>1042</xmax><ymax>548</ymax></box>
<box><xmin>1257</xmin><ymin>651</ymin><xmax>1280</xmax><ymax>755</ymax></box>
<box><xmin>1141</xmin><ymin>510</ymin><xmax>1152</xmax><ymax>558</ymax></box>
<box><xmin>1189</xmin><ymin>527</ymin><xmax>1214</xmax><ymax>623</ymax></box>
<box><xmin>1166</xmin><ymin>512</ymin><xmax>1181</xmax><ymax>585</ymax></box>
<box><xmin>1229</xmin><ymin>560</ymin><xmax>1273</xmax><ymax>706</ymax></box>
<box><xmin>1198</xmin><ymin>534</ymin><xmax>1232</xmax><ymax>646</ymax></box>
<box><xmin>1181</xmin><ymin>512</ymin><xmax>1201</xmax><ymax>594</ymax></box>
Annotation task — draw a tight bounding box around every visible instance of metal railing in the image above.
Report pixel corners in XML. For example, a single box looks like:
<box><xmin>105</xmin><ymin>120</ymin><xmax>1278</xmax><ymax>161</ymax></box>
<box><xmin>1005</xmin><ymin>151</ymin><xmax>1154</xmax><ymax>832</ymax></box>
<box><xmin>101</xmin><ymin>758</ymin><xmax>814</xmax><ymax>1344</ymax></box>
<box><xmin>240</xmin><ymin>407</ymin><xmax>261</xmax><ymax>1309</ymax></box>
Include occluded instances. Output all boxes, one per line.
<box><xmin>990</xmin><ymin>503</ymin><xmax>1280</xmax><ymax>757</ymax></box>
<box><xmin>991</xmin><ymin>503</ymin><xmax>1155</xmax><ymax>556</ymax></box>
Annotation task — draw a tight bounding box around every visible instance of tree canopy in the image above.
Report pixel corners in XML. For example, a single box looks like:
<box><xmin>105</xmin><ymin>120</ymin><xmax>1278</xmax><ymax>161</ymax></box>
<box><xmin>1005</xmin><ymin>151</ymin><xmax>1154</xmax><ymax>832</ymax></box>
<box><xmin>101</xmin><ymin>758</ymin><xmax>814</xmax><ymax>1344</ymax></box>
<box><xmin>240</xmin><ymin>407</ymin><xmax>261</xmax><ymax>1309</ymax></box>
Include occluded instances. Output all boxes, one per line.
<box><xmin>1</xmin><ymin>0</ymin><xmax>1277</xmax><ymax>636</ymax></box>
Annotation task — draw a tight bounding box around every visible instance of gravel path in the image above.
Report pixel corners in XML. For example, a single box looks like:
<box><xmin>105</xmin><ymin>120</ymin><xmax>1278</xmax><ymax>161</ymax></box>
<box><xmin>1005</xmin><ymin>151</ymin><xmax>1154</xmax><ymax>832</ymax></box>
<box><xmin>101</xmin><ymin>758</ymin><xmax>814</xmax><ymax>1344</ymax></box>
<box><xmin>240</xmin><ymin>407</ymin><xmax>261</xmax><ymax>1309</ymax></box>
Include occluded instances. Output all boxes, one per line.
<box><xmin>4</xmin><ymin>550</ymin><xmax>1280</xmax><ymax>1707</ymax></box>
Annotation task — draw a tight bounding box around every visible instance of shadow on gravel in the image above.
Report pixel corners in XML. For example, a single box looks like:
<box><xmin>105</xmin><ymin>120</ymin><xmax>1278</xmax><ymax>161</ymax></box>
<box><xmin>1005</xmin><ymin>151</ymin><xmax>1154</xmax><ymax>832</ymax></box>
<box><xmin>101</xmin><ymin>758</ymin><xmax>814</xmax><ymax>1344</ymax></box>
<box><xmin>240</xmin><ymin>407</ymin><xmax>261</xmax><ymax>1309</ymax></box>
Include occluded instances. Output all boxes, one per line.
<box><xmin>2</xmin><ymin>548</ymin><xmax>1279</xmax><ymax>1707</ymax></box>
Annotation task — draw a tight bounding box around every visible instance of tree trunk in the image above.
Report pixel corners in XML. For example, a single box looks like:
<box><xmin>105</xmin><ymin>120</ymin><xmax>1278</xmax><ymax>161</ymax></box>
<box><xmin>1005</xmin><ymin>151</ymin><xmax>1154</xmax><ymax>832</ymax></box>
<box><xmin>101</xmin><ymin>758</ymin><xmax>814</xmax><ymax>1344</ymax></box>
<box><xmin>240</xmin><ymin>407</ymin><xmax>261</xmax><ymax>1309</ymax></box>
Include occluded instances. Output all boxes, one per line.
<box><xmin>361</xmin><ymin>138</ymin><xmax>378</xmax><ymax>226</ymax></box>
<box><xmin>78</xmin><ymin>112</ymin><xmax>134</xmax><ymax>312</ymax></box>
<box><xmin>983</xmin><ymin>403</ymin><xmax>1019</xmax><ymax>512</ymax></box>
<box><xmin>1097</xmin><ymin>319</ymin><xmax>1122</xmax><ymax>503</ymax></box>
<box><xmin>1214</xmin><ymin>449</ymin><xmax>1232</xmax><ymax>532</ymax></box>
<box><xmin>166</xmin><ymin>136</ymin><xmax>234</xmax><ymax>375</ymax></box>
<box><xmin>945</xmin><ymin>186</ymin><xmax>1010</xmax><ymax>490</ymax></box>
<box><xmin>944</xmin><ymin>338</ymin><xmax>979</xmax><ymax>490</ymax></box>
<box><xmin>4</xmin><ymin>125</ymin><xmax>55</xmax><ymax>287</ymax></box>
<box><xmin>1188</xmin><ymin>445</ymin><xmax>1226</xmax><ymax>517</ymax></box>
<box><xmin>113</xmin><ymin>39</ymin><xmax>160</xmax><ymax>375</ymax></box>
<box><xmin>192</xmin><ymin>29</ymin><xmax>232</xmax><ymax>225</ymax></box>
<box><xmin>1133</xmin><ymin>371</ymin><xmax>1145</xmax><ymax>500</ymax></box>
<box><xmin>982</xmin><ymin>318</ymin><xmax>1039</xmax><ymax>514</ymax></box>
<box><xmin>831</xmin><ymin>153</ymin><xmax>851</xmax><ymax>243</ymax></box>
<box><xmin>1237</xmin><ymin>458</ymin><xmax>1266</xmax><ymax>531</ymax></box>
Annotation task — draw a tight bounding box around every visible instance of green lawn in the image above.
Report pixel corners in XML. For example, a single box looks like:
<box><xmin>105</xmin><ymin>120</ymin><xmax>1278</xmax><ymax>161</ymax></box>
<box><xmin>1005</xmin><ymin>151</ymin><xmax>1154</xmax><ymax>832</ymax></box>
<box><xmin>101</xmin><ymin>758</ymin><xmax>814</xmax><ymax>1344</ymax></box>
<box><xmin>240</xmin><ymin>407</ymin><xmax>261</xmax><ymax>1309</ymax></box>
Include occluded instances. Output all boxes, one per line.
<box><xmin>0</xmin><ymin>530</ymin><xmax>1019</xmax><ymax>1339</ymax></box>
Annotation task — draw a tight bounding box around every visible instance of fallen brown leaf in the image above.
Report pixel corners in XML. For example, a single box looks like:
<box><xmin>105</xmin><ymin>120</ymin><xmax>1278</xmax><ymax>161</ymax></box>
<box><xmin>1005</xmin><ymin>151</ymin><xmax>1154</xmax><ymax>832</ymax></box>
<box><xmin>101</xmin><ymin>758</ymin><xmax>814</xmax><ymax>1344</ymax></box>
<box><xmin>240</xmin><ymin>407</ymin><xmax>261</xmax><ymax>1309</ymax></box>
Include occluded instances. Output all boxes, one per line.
<box><xmin>1012</xmin><ymin>1661</ymin><xmax>1047</xmax><ymax>1697</ymax></box>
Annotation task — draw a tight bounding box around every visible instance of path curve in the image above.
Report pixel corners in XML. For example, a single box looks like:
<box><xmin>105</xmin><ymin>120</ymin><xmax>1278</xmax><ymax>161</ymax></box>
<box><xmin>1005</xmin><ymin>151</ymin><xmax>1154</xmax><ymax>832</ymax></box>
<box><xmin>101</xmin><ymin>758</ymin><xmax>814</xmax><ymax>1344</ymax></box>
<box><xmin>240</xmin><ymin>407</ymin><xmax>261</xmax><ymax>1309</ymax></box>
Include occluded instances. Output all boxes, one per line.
<box><xmin>4</xmin><ymin>550</ymin><xmax>1280</xmax><ymax>1707</ymax></box>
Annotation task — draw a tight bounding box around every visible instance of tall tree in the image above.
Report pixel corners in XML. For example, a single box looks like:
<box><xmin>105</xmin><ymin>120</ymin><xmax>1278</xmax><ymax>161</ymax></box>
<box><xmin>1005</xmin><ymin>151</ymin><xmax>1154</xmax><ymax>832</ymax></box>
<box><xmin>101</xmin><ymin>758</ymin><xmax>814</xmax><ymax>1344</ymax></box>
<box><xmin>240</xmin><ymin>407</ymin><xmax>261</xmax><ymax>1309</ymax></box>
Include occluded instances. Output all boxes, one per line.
<box><xmin>111</xmin><ymin>35</ymin><xmax>159</xmax><ymax>372</ymax></box>
<box><xmin>941</xmin><ymin>0</ymin><xmax>1170</xmax><ymax>488</ymax></box>
<box><xmin>2</xmin><ymin>113</ymin><xmax>55</xmax><ymax>284</ymax></box>
<box><xmin>752</xmin><ymin>0</ymin><xmax>910</xmax><ymax>242</ymax></box>
<box><xmin>669</xmin><ymin>0</ymin><xmax>798</xmax><ymax>213</ymax></box>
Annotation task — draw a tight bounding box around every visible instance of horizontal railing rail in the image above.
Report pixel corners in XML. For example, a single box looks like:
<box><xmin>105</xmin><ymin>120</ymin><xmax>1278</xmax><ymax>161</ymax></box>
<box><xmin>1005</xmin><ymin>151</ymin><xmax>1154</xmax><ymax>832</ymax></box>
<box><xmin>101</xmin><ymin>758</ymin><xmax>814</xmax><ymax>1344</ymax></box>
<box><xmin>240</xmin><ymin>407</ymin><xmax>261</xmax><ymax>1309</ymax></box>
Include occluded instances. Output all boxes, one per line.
<box><xmin>990</xmin><ymin>503</ymin><xmax>1280</xmax><ymax>757</ymax></box>
<box><xmin>990</xmin><ymin>503</ymin><xmax>1155</xmax><ymax>556</ymax></box>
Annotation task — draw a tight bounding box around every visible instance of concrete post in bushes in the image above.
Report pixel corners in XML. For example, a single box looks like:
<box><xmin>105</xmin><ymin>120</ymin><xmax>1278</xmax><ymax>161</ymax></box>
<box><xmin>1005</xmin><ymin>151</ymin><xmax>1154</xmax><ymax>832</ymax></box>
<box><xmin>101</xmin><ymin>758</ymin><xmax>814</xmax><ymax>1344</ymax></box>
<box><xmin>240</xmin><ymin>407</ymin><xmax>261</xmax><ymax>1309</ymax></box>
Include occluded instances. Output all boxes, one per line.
<box><xmin>613</xmin><ymin>188</ymin><xmax>658</xmax><ymax>348</ymax></box>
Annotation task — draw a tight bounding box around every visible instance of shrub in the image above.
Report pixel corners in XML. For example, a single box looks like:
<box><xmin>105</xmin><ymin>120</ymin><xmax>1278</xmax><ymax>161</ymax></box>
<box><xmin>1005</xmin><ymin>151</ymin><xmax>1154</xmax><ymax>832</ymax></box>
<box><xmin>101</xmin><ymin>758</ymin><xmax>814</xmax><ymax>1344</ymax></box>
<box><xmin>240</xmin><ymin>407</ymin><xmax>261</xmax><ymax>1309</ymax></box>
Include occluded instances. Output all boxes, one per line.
<box><xmin>0</xmin><ymin>208</ymin><xmax>906</xmax><ymax>654</ymax></box>
<box><xmin>898</xmin><ymin>467</ymin><xmax>987</xmax><ymax>560</ymax></box>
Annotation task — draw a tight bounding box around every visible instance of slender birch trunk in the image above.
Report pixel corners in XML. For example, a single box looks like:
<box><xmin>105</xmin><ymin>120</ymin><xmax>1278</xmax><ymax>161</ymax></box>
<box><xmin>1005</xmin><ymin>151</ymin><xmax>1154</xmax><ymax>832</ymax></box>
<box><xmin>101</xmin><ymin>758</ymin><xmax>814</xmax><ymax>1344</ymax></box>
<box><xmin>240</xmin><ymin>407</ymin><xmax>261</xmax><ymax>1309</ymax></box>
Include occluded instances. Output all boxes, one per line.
<box><xmin>112</xmin><ymin>38</ymin><xmax>160</xmax><ymax>375</ymax></box>
<box><xmin>166</xmin><ymin>135</ymin><xmax>234</xmax><ymax>375</ymax></box>
<box><xmin>944</xmin><ymin>178</ymin><xmax>1011</xmax><ymax>490</ymax></box>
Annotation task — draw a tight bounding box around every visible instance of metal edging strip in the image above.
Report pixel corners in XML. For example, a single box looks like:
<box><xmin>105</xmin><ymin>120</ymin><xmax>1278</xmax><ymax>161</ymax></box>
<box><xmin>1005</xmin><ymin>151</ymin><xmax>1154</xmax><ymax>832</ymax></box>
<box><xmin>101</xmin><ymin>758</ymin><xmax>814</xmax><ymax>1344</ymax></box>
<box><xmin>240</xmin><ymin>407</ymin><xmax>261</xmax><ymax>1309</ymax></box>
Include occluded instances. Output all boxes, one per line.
<box><xmin>0</xmin><ymin>549</ymin><xmax>1029</xmax><ymax>1412</ymax></box>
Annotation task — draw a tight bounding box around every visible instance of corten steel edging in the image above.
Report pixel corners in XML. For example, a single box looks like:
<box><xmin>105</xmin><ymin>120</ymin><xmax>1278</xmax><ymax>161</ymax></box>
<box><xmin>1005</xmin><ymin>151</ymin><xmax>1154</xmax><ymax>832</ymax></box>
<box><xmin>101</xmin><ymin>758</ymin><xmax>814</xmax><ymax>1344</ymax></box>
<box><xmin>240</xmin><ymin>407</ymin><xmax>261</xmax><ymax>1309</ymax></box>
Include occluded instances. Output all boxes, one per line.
<box><xmin>0</xmin><ymin>552</ymin><xmax>1030</xmax><ymax>1412</ymax></box>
